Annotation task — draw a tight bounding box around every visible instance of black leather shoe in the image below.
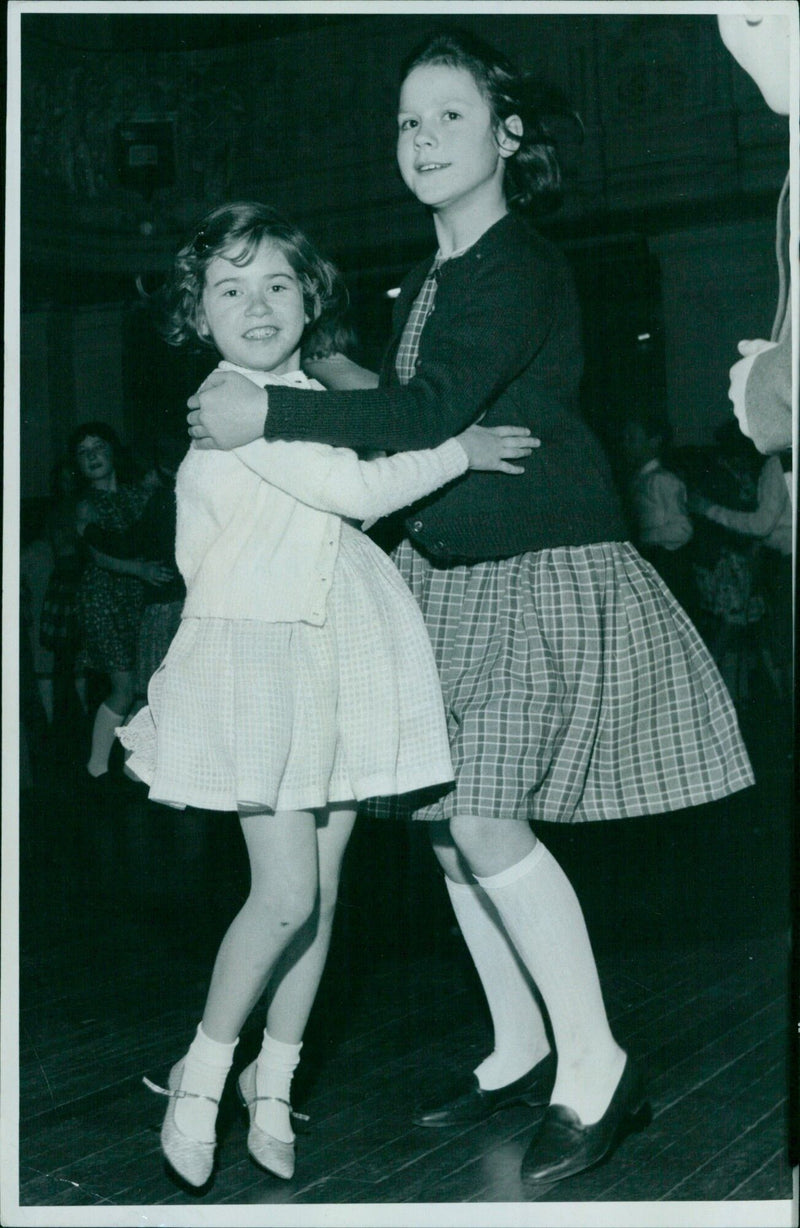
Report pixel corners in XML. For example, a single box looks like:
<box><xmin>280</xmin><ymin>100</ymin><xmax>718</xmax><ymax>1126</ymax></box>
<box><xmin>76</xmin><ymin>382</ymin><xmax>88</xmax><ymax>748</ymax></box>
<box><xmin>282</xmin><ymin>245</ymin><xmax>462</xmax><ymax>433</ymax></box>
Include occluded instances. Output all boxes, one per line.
<box><xmin>413</xmin><ymin>1054</ymin><xmax>556</xmax><ymax>1128</ymax></box>
<box><xmin>520</xmin><ymin>1057</ymin><xmax>650</xmax><ymax>1187</ymax></box>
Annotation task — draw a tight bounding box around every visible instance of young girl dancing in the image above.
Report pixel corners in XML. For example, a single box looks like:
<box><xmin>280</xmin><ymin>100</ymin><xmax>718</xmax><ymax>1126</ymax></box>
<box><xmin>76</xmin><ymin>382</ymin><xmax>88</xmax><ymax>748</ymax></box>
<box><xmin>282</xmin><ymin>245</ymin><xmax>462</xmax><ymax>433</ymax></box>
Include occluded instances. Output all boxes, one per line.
<box><xmin>187</xmin><ymin>32</ymin><xmax>755</xmax><ymax>1188</ymax></box>
<box><xmin>121</xmin><ymin>200</ymin><xmax>534</xmax><ymax>1190</ymax></box>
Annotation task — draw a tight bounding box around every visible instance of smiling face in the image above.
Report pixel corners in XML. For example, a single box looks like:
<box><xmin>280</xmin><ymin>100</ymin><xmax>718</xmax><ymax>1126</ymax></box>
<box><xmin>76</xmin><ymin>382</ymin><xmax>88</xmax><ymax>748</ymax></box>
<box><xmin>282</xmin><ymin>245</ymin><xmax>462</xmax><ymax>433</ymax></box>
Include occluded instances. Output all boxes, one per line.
<box><xmin>75</xmin><ymin>436</ymin><xmax>115</xmax><ymax>486</ymax></box>
<box><xmin>397</xmin><ymin>63</ymin><xmax>515</xmax><ymax>223</ymax></box>
<box><xmin>199</xmin><ymin>240</ymin><xmax>308</xmax><ymax>374</ymax></box>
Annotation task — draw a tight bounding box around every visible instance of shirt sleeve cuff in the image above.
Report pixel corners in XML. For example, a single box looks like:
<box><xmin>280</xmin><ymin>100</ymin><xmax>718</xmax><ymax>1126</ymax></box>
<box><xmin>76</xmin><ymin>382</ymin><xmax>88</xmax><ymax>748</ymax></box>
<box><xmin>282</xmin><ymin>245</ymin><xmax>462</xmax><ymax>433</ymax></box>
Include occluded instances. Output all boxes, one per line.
<box><xmin>439</xmin><ymin>437</ymin><xmax>470</xmax><ymax>477</ymax></box>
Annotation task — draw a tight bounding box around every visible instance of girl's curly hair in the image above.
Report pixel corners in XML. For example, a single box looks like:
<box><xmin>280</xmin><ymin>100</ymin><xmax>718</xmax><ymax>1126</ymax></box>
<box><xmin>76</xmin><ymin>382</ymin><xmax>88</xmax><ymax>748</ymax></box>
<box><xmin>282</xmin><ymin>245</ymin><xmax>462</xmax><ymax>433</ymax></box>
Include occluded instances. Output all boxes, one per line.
<box><xmin>155</xmin><ymin>201</ymin><xmax>349</xmax><ymax>359</ymax></box>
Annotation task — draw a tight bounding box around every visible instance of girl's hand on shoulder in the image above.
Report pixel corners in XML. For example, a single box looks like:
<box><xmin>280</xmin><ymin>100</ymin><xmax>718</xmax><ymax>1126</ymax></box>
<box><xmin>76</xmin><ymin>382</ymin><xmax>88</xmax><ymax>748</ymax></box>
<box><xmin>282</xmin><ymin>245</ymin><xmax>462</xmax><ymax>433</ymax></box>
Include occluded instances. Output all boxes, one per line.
<box><xmin>303</xmin><ymin>353</ymin><xmax>380</xmax><ymax>390</ymax></box>
<box><xmin>457</xmin><ymin>424</ymin><xmax>539</xmax><ymax>474</ymax></box>
<box><xmin>187</xmin><ymin>370</ymin><xmax>269</xmax><ymax>450</ymax></box>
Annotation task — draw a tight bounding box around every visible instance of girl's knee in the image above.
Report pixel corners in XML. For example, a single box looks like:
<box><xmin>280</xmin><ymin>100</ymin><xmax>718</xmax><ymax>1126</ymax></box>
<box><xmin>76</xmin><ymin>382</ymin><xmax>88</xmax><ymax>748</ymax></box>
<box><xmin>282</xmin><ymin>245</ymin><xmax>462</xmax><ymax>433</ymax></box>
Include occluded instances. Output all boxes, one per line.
<box><xmin>449</xmin><ymin>814</ymin><xmax>498</xmax><ymax>863</ymax></box>
<box><xmin>448</xmin><ymin>813</ymin><xmax>537</xmax><ymax>871</ymax></box>
<box><xmin>249</xmin><ymin>879</ymin><xmax>317</xmax><ymax>934</ymax></box>
<box><xmin>428</xmin><ymin>821</ymin><xmax>471</xmax><ymax>882</ymax></box>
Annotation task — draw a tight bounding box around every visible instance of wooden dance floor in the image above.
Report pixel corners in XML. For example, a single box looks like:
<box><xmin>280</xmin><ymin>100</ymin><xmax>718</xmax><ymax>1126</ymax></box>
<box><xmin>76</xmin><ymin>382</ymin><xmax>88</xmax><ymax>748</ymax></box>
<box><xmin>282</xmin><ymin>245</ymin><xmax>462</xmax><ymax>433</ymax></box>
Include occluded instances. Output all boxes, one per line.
<box><xmin>15</xmin><ymin>698</ymin><xmax>795</xmax><ymax>1215</ymax></box>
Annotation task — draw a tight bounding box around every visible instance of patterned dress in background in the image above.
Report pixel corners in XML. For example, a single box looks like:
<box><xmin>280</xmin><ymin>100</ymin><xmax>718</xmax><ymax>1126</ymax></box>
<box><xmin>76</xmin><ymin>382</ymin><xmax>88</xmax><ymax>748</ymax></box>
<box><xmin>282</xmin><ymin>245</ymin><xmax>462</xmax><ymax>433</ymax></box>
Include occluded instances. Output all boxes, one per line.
<box><xmin>77</xmin><ymin>484</ymin><xmax>152</xmax><ymax>674</ymax></box>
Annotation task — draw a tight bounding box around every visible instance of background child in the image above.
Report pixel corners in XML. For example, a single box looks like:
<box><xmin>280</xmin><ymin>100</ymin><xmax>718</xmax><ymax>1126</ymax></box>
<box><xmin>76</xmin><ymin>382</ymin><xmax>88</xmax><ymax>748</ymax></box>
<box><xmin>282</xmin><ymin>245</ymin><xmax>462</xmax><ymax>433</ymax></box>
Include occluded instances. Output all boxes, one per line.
<box><xmin>39</xmin><ymin>460</ymin><xmax>89</xmax><ymax>749</ymax></box>
<box><xmin>620</xmin><ymin>410</ymin><xmax>695</xmax><ymax>612</ymax></box>
<box><xmin>186</xmin><ymin>33</ymin><xmax>754</xmax><ymax>1189</ymax></box>
<box><xmin>71</xmin><ymin>422</ymin><xmax>164</xmax><ymax>786</ymax></box>
<box><xmin>123</xmin><ymin>200</ymin><xmax>534</xmax><ymax>1190</ymax></box>
<box><xmin>81</xmin><ymin>433</ymin><xmax>186</xmax><ymax>720</ymax></box>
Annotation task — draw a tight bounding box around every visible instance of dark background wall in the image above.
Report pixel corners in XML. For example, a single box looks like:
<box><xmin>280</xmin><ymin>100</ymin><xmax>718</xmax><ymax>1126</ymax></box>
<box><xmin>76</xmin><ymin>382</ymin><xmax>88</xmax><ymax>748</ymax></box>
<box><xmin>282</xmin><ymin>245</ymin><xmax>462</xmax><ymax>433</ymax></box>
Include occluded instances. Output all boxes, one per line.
<box><xmin>17</xmin><ymin>11</ymin><xmax>789</xmax><ymax>495</ymax></box>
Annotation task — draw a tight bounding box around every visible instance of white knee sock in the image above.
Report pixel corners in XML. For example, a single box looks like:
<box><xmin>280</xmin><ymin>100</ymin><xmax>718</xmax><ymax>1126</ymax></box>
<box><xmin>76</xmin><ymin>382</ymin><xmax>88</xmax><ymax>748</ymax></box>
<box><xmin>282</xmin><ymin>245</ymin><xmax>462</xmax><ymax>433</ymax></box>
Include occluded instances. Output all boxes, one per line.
<box><xmin>254</xmin><ymin>1029</ymin><xmax>302</xmax><ymax>1143</ymax></box>
<box><xmin>174</xmin><ymin>1023</ymin><xmax>238</xmax><ymax>1143</ymax></box>
<box><xmin>87</xmin><ymin>702</ymin><xmax>124</xmax><ymax>777</ymax></box>
<box><xmin>475</xmin><ymin>842</ymin><xmax>625</xmax><ymax>1124</ymax></box>
<box><xmin>445</xmin><ymin>876</ymin><xmax>550</xmax><ymax>1090</ymax></box>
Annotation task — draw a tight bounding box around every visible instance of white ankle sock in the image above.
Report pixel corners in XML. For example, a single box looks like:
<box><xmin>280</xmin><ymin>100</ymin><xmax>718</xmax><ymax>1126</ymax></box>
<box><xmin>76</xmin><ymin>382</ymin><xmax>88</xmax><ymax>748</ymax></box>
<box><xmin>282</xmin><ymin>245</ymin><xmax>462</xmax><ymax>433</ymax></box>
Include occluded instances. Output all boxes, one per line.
<box><xmin>254</xmin><ymin>1030</ymin><xmax>302</xmax><ymax>1143</ymax></box>
<box><xmin>445</xmin><ymin>876</ymin><xmax>550</xmax><ymax>1090</ymax></box>
<box><xmin>87</xmin><ymin>702</ymin><xmax>124</xmax><ymax>777</ymax></box>
<box><xmin>174</xmin><ymin>1023</ymin><xmax>238</xmax><ymax>1143</ymax></box>
<box><xmin>475</xmin><ymin>843</ymin><xmax>625</xmax><ymax>1124</ymax></box>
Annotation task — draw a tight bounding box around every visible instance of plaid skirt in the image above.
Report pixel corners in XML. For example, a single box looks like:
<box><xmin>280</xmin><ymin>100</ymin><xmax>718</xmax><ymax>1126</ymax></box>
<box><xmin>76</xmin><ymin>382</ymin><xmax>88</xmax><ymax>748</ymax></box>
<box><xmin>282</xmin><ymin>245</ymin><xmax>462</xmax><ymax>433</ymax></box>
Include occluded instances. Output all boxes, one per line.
<box><xmin>117</xmin><ymin>525</ymin><xmax>453</xmax><ymax>814</ymax></box>
<box><xmin>379</xmin><ymin>539</ymin><xmax>754</xmax><ymax>824</ymax></box>
<box><xmin>39</xmin><ymin>572</ymin><xmax>81</xmax><ymax>653</ymax></box>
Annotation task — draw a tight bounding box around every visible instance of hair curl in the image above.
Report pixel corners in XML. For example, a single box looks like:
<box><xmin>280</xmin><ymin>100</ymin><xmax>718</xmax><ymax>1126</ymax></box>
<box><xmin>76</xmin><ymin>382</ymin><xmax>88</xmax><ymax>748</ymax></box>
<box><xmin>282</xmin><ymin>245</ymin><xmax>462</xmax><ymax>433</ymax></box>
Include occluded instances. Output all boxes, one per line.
<box><xmin>400</xmin><ymin>29</ymin><xmax>582</xmax><ymax>217</ymax></box>
<box><xmin>154</xmin><ymin>201</ymin><xmax>349</xmax><ymax>359</ymax></box>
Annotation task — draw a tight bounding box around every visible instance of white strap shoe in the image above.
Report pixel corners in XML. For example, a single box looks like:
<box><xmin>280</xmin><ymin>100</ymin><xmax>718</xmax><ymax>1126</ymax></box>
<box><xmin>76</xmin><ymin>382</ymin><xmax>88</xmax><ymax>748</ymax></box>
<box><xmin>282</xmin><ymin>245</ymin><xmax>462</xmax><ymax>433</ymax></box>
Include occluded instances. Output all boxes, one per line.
<box><xmin>144</xmin><ymin>1058</ymin><xmax>219</xmax><ymax>1188</ymax></box>
<box><xmin>236</xmin><ymin>1060</ymin><xmax>309</xmax><ymax>1181</ymax></box>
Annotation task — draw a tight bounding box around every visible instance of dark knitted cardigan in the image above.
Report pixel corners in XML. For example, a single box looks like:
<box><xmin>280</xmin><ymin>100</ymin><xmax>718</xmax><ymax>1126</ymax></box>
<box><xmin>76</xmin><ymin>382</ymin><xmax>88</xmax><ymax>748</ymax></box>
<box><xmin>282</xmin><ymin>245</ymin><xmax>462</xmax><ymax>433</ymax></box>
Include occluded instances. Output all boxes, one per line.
<box><xmin>265</xmin><ymin>212</ymin><xmax>627</xmax><ymax>562</ymax></box>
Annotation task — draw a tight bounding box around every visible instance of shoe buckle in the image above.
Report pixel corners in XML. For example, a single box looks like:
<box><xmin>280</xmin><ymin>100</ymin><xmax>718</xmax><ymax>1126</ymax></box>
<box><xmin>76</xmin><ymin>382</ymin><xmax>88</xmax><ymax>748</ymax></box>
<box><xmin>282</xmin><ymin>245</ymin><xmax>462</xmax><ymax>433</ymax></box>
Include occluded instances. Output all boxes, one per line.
<box><xmin>250</xmin><ymin>1093</ymin><xmax>310</xmax><ymax>1123</ymax></box>
<box><xmin>142</xmin><ymin>1075</ymin><xmax>219</xmax><ymax>1105</ymax></box>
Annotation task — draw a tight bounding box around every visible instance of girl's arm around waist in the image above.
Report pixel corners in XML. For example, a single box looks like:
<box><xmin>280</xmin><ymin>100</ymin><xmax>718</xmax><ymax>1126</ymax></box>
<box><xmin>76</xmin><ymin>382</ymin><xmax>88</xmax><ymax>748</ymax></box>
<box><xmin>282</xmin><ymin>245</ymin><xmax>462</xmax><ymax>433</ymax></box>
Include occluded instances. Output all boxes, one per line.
<box><xmin>189</xmin><ymin>225</ymin><xmax>572</xmax><ymax>454</ymax></box>
<box><xmin>233</xmin><ymin>436</ymin><xmax>470</xmax><ymax>521</ymax></box>
<box><xmin>265</xmin><ymin>245</ymin><xmax>559</xmax><ymax>451</ymax></box>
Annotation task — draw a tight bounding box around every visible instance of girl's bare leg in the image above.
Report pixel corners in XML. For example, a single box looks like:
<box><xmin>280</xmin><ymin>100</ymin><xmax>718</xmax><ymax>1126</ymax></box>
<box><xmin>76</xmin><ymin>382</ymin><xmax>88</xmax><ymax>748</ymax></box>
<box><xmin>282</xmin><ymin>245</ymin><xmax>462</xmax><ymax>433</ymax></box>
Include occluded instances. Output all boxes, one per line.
<box><xmin>201</xmin><ymin>808</ymin><xmax>321</xmax><ymax>1042</ymax></box>
<box><xmin>172</xmin><ymin>808</ymin><xmax>320</xmax><ymax>1148</ymax></box>
<box><xmin>244</xmin><ymin>805</ymin><xmax>356</xmax><ymax>1143</ymax></box>
<box><xmin>264</xmin><ymin>805</ymin><xmax>357</xmax><ymax>1044</ymax></box>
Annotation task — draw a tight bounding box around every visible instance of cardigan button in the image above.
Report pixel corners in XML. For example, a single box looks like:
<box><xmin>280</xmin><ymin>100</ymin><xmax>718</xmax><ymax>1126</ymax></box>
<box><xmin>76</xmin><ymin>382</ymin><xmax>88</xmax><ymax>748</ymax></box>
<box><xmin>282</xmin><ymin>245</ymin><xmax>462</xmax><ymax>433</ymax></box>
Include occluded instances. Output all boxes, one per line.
<box><xmin>412</xmin><ymin>519</ymin><xmax>424</xmax><ymax>532</ymax></box>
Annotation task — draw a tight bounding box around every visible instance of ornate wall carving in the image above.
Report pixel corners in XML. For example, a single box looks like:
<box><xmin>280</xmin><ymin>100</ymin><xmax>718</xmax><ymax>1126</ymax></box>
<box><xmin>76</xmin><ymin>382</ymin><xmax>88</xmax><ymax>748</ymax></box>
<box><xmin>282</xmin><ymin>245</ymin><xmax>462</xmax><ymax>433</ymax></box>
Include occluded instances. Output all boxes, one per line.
<box><xmin>20</xmin><ymin>12</ymin><xmax>788</xmax><ymax>271</ymax></box>
<box><xmin>17</xmin><ymin>13</ymin><xmax>791</xmax><ymax>494</ymax></box>
<box><xmin>22</xmin><ymin>35</ymin><xmax>248</xmax><ymax>249</ymax></box>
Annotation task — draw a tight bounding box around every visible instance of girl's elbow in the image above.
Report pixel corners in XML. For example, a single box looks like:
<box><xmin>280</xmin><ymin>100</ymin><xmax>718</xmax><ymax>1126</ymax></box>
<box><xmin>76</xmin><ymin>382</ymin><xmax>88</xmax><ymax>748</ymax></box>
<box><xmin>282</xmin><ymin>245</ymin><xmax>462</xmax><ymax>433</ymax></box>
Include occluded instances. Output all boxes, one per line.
<box><xmin>343</xmin><ymin>500</ymin><xmax>374</xmax><ymax>521</ymax></box>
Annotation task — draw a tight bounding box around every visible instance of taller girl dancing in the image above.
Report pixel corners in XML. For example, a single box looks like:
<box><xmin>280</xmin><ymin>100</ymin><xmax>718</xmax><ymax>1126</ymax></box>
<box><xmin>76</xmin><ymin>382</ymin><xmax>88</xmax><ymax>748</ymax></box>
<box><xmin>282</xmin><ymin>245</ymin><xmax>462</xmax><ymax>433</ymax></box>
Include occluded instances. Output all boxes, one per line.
<box><xmin>187</xmin><ymin>32</ymin><xmax>754</xmax><ymax>1187</ymax></box>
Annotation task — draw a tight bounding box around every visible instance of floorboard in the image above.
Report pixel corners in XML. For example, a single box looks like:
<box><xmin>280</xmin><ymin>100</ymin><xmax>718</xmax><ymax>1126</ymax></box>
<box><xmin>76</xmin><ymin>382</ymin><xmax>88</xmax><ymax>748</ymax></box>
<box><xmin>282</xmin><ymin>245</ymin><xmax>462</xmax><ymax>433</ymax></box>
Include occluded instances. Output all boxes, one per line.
<box><xmin>10</xmin><ymin>687</ymin><xmax>796</xmax><ymax>1220</ymax></box>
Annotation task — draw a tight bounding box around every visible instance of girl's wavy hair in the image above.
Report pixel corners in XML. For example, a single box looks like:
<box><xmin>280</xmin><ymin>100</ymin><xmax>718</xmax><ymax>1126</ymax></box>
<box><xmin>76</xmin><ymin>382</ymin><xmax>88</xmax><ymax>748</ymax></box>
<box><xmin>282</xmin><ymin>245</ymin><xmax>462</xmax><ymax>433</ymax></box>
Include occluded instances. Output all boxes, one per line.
<box><xmin>400</xmin><ymin>29</ymin><xmax>582</xmax><ymax>218</ymax></box>
<box><xmin>156</xmin><ymin>201</ymin><xmax>349</xmax><ymax>359</ymax></box>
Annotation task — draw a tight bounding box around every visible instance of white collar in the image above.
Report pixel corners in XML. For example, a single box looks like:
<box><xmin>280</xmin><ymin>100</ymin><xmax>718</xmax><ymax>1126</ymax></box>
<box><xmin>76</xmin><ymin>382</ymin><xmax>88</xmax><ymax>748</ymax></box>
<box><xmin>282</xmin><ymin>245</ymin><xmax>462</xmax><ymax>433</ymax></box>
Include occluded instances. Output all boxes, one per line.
<box><xmin>218</xmin><ymin>360</ymin><xmax>314</xmax><ymax>389</ymax></box>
